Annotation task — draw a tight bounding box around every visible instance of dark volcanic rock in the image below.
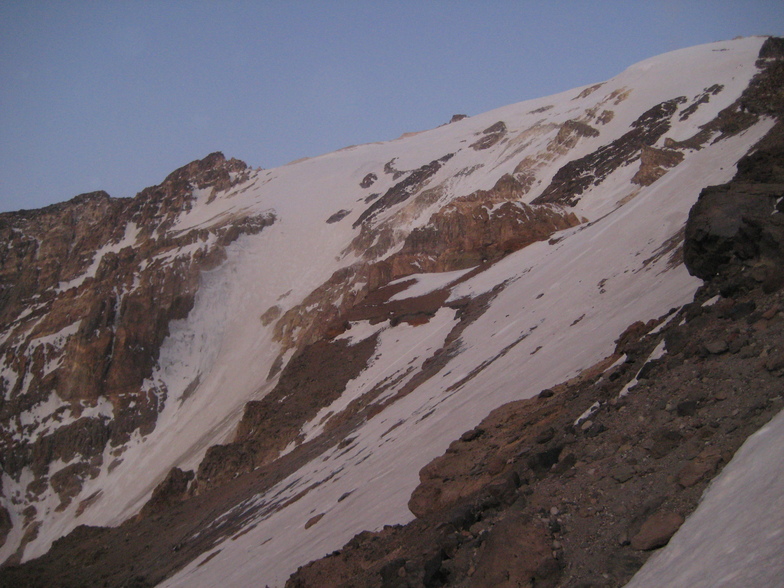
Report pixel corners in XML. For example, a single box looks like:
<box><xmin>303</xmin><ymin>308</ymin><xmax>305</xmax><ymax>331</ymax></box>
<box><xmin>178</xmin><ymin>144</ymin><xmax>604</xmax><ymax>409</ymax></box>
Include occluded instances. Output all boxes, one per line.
<box><xmin>534</xmin><ymin>97</ymin><xmax>686</xmax><ymax>206</ymax></box>
<box><xmin>683</xmin><ymin>182</ymin><xmax>783</xmax><ymax>280</ymax></box>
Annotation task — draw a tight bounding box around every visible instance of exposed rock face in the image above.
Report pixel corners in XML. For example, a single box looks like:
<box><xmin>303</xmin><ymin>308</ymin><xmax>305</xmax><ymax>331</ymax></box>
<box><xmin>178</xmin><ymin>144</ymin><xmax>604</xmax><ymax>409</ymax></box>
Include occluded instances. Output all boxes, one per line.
<box><xmin>534</xmin><ymin>97</ymin><xmax>686</xmax><ymax>206</ymax></box>
<box><xmin>631</xmin><ymin>511</ymin><xmax>684</xmax><ymax>551</ymax></box>
<box><xmin>326</xmin><ymin>209</ymin><xmax>352</xmax><ymax>224</ymax></box>
<box><xmin>534</xmin><ymin>41</ymin><xmax>783</xmax><ymax>208</ymax></box>
<box><xmin>631</xmin><ymin>146</ymin><xmax>685</xmax><ymax>186</ymax></box>
<box><xmin>353</xmin><ymin>154</ymin><xmax>455</xmax><ymax>228</ymax></box>
<box><xmin>548</xmin><ymin>119</ymin><xmax>600</xmax><ymax>153</ymax></box>
<box><xmin>678</xmin><ymin>83</ymin><xmax>724</xmax><ymax>121</ymax></box>
<box><xmin>683</xmin><ymin>182</ymin><xmax>783</xmax><ymax>280</ymax></box>
<box><xmin>684</xmin><ymin>113</ymin><xmax>784</xmax><ymax>283</ymax></box>
<box><xmin>360</xmin><ymin>173</ymin><xmax>377</xmax><ymax>188</ymax></box>
<box><xmin>391</xmin><ymin>175</ymin><xmax>580</xmax><ymax>276</ymax></box>
<box><xmin>138</xmin><ymin>467</ymin><xmax>194</xmax><ymax>519</ymax></box>
<box><xmin>470</xmin><ymin>120</ymin><xmax>507</xmax><ymax>150</ymax></box>
<box><xmin>0</xmin><ymin>152</ymin><xmax>273</xmax><ymax>560</ymax></box>
<box><xmin>275</xmin><ymin>173</ymin><xmax>579</xmax><ymax>352</ymax></box>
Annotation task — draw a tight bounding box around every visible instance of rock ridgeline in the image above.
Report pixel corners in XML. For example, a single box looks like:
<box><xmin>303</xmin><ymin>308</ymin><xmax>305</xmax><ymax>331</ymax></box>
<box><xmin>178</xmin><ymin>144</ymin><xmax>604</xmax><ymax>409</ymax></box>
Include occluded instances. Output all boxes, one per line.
<box><xmin>0</xmin><ymin>152</ymin><xmax>273</xmax><ymax>561</ymax></box>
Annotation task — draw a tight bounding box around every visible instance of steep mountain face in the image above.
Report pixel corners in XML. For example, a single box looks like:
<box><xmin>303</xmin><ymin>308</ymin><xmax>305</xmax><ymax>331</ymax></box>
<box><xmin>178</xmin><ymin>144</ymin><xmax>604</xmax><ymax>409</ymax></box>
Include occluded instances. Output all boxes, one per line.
<box><xmin>0</xmin><ymin>36</ymin><xmax>782</xmax><ymax>587</ymax></box>
<box><xmin>0</xmin><ymin>154</ymin><xmax>274</xmax><ymax>559</ymax></box>
<box><xmin>287</xmin><ymin>105</ymin><xmax>784</xmax><ymax>588</ymax></box>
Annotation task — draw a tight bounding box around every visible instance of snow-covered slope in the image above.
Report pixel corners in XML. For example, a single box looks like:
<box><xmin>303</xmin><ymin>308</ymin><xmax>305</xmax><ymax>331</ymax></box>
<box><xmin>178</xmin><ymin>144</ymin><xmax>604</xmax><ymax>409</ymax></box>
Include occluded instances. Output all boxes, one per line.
<box><xmin>0</xmin><ymin>36</ymin><xmax>779</xmax><ymax>586</ymax></box>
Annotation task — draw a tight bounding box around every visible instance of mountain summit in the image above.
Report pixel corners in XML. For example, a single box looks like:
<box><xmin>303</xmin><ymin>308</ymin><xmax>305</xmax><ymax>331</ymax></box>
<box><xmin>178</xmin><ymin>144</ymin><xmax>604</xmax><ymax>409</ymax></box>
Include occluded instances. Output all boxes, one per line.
<box><xmin>1</xmin><ymin>36</ymin><xmax>783</xmax><ymax>587</ymax></box>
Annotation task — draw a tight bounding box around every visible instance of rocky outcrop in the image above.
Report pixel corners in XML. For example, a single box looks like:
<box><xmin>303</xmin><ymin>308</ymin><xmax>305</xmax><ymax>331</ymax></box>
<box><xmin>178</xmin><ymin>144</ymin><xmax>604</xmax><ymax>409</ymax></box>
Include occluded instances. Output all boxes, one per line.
<box><xmin>631</xmin><ymin>146</ymin><xmax>685</xmax><ymax>185</ymax></box>
<box><xmin>683</xmin><ymin>182</ymin><xmax>783</xmax><ymax>280</ymax></box>
<box><xmin>535</xmin><ymin>40</ymin><xmax>784</xmax><ymax>207</ymax></box>
<box><xmin>353</xmin><ymin>154</ymin><xmax>454</xmax><ymax>228</ymax></box>
<box><xmin>360</xmin><ymin>173</ymin><xmax>377</xmax><ymax>188</ymax></box>
<box><xmin>470</xmin><ymin>121</ymin><xmax>507</xmax><ymax>150</ymax></box>
<box><xmin>684</xmin><ymin>116</ymin><xmax>784</xmax><ymax>283</ymax></box>
<box><xmin>326</xmin><ymin>209</ymin><xmax>352</xmax><ymax>224</ymax></box>
<box><xmin>0</xmin><ymin>152</ymin><xmax>274</xmax><ymax>559</ymax></box>
<box><xmin>547</xmin><ymin>119</ymin><xmax>600</xmax><ymax>154</ymax></box>
<box><xmin>391</xmin><ymin>175</ymin><xmax>580</xmax><ymax>275</ymax></box>
<box><xmin>630</xmin><ymin>511</ymin><xmax>684</xmax><ymax>551</ymax></box>
<box><xmin>534</xmin><ymin>97</ymin><xmax>687</xmax><ymax>206</ymax></box>
<box><xmin>138</xmin><ymin>467</ymin><xmax>194</xmax><ymax>519</ymax></box>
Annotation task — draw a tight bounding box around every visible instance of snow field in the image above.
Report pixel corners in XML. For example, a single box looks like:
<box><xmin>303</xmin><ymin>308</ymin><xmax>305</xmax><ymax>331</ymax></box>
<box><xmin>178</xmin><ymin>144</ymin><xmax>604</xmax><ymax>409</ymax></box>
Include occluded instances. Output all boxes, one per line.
<box><xmin>0</xmin><ymin>36</ymin><xmax>772</xmax><ymax>583</ymax></box>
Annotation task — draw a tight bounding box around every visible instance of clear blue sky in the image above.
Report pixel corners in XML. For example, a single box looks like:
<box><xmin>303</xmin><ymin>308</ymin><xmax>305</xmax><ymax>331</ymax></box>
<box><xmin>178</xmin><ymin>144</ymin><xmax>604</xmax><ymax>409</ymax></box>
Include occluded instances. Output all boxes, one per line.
<box><xmin>1</xmin><ymin>1</ymin><xmax>783</xmax><ymax>212</ymax></box>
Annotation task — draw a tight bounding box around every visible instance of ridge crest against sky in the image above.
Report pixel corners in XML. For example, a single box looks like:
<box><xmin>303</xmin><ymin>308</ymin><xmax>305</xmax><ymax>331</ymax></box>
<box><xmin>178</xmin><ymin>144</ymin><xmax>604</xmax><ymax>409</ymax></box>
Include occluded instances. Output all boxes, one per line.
<box><xmin>1</xmin><ymin>1</ymin><xmax>783</xmax><ymax>213</ymax></box>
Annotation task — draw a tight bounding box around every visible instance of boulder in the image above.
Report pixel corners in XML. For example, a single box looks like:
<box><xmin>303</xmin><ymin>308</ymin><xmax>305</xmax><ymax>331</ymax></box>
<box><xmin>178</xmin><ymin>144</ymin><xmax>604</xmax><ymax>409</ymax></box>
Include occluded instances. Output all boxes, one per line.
<box><xmin>631</xmin><ymin>511</ymin><xmax>684</xmax><ymax>550</ymax></box>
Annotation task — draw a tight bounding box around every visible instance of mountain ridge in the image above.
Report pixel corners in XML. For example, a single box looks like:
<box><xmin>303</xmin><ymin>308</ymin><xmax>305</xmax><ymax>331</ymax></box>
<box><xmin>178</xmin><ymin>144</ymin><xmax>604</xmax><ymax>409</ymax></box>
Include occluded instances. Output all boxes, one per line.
<box><xmin>0</xmin><ymin>36</ymin><xmax>781</xmax><ymax>586</ymax></box>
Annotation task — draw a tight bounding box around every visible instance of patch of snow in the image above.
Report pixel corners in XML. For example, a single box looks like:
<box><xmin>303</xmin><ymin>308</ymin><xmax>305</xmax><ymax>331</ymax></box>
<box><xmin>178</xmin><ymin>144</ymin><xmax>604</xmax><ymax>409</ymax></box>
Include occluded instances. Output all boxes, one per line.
<box><xmin>55</xmin><ymin>223</ymin><xmax>141</xmax><ymax>293</ymax></box>
<box><xmin>387</xmin><ymin>268</ymin><xmax>474</xmax><ymax>301</ymax></box>
<box><xmin>618</xmin><ymin>340</ymin><xmax>667</xmax><ymax>399</ymax></box>
<box><xmin>648</xmin><ymin>309</ymin><xmax>682</xmax><ymax>335</ymax></box>
<box><xmin>575</xmin><ymin>401</ymin><xmax>601</xmax><ymax>426</ymax></box>
<box><xmin>702</xmin><ymin>294</ymin><xmax>721</xmax><ymax>307</ymax></box>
